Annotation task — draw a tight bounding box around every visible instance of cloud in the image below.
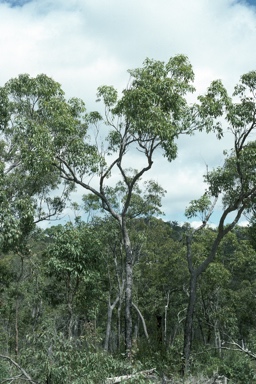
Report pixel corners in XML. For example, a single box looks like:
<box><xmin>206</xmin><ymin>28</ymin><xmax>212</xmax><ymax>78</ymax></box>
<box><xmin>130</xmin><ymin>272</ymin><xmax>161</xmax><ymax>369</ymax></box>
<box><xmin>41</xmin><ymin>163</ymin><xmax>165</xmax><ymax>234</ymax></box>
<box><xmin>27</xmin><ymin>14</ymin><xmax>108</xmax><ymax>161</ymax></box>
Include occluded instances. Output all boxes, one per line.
<box><xmin>1</xmin><ymin>0</ymin><xmax>256</xmax><ymax>226</ymax></box>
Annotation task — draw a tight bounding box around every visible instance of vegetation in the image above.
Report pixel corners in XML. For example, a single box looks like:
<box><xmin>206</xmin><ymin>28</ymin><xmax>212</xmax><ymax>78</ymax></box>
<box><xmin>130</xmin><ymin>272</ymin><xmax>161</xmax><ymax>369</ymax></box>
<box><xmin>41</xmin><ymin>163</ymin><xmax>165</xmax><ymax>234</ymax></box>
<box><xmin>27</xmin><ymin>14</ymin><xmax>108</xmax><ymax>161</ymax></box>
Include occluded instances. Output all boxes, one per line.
<box><xmin>1</xmin><ymin>57</ymin><xmax>256</xmax><ymax>383</ymax></box>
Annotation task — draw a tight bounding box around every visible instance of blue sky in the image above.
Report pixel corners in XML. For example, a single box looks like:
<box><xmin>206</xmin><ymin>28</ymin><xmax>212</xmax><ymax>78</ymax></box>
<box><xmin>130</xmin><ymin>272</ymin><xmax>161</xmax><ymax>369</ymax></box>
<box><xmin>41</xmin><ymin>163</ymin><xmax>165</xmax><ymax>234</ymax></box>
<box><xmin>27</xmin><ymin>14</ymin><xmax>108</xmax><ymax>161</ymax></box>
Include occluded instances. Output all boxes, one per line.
<box><xmin>246</xmin><ymin>0</ymin><xmax>256</xmax><ymax>5</ymax></box>
<box><xmin>0</xmin><ymin>0</ymin><xmax>256</xmax><ymax>227</ymax></box>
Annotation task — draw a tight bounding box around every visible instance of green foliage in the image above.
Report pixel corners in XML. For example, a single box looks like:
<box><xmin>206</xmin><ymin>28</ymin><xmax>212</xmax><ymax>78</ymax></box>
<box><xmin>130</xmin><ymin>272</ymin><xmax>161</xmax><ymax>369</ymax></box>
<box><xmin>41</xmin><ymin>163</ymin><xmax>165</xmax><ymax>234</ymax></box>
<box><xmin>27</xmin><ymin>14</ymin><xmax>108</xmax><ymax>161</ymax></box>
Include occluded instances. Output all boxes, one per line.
<box><xmin>219</xmin><ymin>352</ymin><xmax>256</xmax><ymax>383</ymax></box>
<box><xmin>0</xmin><ymin>360</ymin><xmax>9</xmax><ymax>382</ymax></box>
<box><xmin>205</xmin><ymin>142</ymin><xmax>256</xmax><ymax>207</ymax></box>
<box><xmin>83</xmin><ymin>178</ymin><xmax>166</xmax><ymax>219</ymax></box>
<box><xmin>0</xmin><ymin>72</ymin><xmax>100</xmax><ymax>181</ymax></box>
<box><xmin>107</xmin><ymin>55</ymin><xmax>195</xmax><ymax>162</ymax></box>
<box><xmin>46</xmin><ymin>222</ymin><xmax>101</xmax><ymax>278</ymax></box>
<box><xmin>97</xmin><ymin>85</ymin><xmax>118</xmax><ymax>107</ymax></box>
<box><xmin>20</xmin><ymin>324</ymin><xmax>156</xmax><ymax>383</ymax></box>
<box><xmin>1</xmin><ymin>219</ymin><xmax>256</xmax><ymax>382</ymax></box>
<box><xmin>189</xmin><ymin>348</ymin><xmax>256</xmax><ymax>383</ymax></box>
<box><xmin>0</xmin><ymin>55</ymin><xmax>196</xmax><ymax>187</ymax></box>
<box><xmin>2</xmin><ymin>61</ymin><xmax>256</xmax><ymax>382</ymax></box>
<box><xmin>185</xmin><ymin>193</ymin><xmax>212</xmax><ymax>220</ymax></box>
<box><xmin>198</xmin><ymin>71</ymin><xmax>256</xmax><ymax>215</ymax></box>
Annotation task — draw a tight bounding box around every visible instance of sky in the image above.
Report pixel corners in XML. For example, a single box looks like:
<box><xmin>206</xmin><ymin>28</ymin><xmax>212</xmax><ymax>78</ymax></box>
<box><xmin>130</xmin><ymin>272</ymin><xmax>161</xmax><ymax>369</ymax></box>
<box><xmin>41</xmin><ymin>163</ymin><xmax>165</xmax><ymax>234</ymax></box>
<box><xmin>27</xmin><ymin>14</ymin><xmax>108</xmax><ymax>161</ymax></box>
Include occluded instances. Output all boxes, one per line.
<box><xmin>1</xmin><ymin>0</ymin><xmax>256</xmax><ymax>227</ymax></box>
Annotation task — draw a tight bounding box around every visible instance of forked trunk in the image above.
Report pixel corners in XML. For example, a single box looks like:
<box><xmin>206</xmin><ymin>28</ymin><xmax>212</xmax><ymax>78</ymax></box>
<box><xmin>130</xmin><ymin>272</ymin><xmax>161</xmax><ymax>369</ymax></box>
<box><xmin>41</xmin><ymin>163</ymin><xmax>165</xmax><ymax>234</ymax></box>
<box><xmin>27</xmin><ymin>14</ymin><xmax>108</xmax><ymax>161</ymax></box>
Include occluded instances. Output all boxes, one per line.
<box><xmin>104</xmin><ymin>296</ymin><xmax>119</xmax><ymax>352</ymax></box>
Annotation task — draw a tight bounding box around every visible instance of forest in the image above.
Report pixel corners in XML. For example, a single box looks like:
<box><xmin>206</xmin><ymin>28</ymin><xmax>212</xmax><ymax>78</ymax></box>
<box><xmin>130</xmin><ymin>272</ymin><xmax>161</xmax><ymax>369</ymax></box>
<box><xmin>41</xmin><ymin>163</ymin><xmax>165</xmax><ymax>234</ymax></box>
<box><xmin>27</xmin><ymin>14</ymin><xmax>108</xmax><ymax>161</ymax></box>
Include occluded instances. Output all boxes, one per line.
<box><xmin>1</xmin><ymin>55</ymin><xmax>256</xmax><ymax>383</ymax></box>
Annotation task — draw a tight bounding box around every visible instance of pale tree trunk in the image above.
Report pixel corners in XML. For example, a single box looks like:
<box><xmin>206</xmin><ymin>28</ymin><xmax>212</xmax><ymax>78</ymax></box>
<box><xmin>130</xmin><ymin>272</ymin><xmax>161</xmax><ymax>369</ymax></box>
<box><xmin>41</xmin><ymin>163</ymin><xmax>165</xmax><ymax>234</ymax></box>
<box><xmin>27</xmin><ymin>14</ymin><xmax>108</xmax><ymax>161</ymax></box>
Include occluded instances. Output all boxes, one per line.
<box><xmin>15</xmin><ymin>295</ymin><xmax>19</xmax><ymax>356</ymax></box>
<box><xmin>132</xmin><ymin>302</ymin><xmax>149</xmax><ymax>340</ymax></box>
<box><xmin>164</xmin><ymin>291</ymin><xmax>170</xmax><ymax>346</ymax></box>
<box><xmin>122</xmin><ymin>220</ymin><xmax>133</xmax><ymax>358</ymax></box>
<box><xmin>113</xmin><ymin>246</ymin><xmax>125</xmax><ymax>352</ymax></box>
<box><xmin>104</xmin><ymin>296</ymin><xmax>119</xmax><ymax>351</ymax></box>
<box><xmin>67</xmin><ymin>273</ymin><xmax>74</xmax><ymax>339</ymax></box>
<box><xmin>15</xmin><ymin>255</ymin><xmax>24</xmax><ymax>357</ymax></box>
<box><xmin>214</xmin><ymin>320</ymin><xmax>222</xmax><ymax>357</ymax></box>
<box><xmin>125</xmin><ymin>248</ymin><xmax>133</xmax><ymax>357</ymax></box>
<box><xmin>117</xmin><ymin>299</ymin><xmax>122</xmax><ymax>351</ymax></box>
<box><xmin>213</xmin><ymin>290</ymin><xmax>222</xmax><ymax>356</ymax></box>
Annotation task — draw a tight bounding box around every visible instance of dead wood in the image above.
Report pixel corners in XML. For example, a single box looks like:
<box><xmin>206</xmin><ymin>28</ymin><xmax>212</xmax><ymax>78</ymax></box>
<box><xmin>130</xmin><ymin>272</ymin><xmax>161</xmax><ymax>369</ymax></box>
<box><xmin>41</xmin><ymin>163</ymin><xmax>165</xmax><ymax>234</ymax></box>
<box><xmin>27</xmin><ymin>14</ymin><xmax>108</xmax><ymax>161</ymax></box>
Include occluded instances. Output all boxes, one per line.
<box><xmin>105</xmin><ymin>368</ymin><xmax>156</xmax><ymax>383</ymax></box>
<box><xmin>0</xmin><ymin>354</ymin><xmax>38</xmax><ymax>383</ymax></box>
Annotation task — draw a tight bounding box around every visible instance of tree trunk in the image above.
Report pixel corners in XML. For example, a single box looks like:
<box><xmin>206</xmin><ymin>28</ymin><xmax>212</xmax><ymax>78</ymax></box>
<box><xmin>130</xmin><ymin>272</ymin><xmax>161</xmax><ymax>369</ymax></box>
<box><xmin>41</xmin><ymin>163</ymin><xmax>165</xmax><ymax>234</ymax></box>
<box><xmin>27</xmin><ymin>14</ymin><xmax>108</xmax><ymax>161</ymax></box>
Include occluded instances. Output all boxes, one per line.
<box><xmin>125</xmin><ymin>249</ymin><xmax>133</xmax><ymax>357</ymax></box>
<box><xmin>183</xmin><ymin>272</ymin><xmax>197</xmax><ymax>375</ymax></box>
<box><xmin>164</xmin><ymin>291</ymin><xmax>170</xmax><ymax>346</ymax></box>
<box><xmin>122</xmin><ymin>221</ymin><xmax>133</xmax><ymax>358</ymax></box>
<box><xmin>67</xmin><ymin>273</ymin><xmax>74</xmax><ymax>339</ymax></box>
<box><xmin>15</xmin><ymin>295</ymin><xmax>19</xmax><ymax>356</ymax></box>
<box><xmin>117</xmin><ymin>298</ymin><xmax>122</xmax><ymax>351</ymax></box>
<box><xmin>214</xmin><ymin>320</ymin><xmax>222</xmax><ymax>357</ymax></box>
<box><xmin>104</xmin><ymin>296</ymin><xmax>119</xmax><ymax>351</ymax></box>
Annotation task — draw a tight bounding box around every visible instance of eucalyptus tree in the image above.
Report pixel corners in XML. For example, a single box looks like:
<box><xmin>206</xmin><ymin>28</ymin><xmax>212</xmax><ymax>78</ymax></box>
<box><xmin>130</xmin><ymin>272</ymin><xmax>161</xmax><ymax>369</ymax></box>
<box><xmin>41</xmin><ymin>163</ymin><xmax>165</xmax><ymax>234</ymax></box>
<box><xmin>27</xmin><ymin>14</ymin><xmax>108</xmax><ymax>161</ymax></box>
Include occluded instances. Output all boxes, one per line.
<box><xmin>0</xmin><ymin>79</ymin><xmax>68</xmax><ymax>252</ymax></box>
<box><xmin>0</xmin><ymin>55</ymin><xmax>199</xmax><ymax>356</ymax></box>
<box><xmin>182</xmin><ymin>70</ymin><xmax>256</xmax><ymax>374</ymax></box>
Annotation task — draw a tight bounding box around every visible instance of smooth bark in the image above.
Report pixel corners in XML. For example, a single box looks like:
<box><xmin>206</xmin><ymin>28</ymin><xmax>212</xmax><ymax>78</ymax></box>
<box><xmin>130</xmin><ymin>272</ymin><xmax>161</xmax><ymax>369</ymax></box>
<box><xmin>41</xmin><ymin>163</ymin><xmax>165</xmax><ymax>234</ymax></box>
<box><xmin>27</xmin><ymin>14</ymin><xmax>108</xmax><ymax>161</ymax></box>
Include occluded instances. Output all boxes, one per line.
<box><xmin>132</xmin><ymin>302</ymin><xmax>149</xmax><ymax>340</ymax></box>
<box><xmin>122</xmin><ymin>221</ymin><xmax>133</xmax><ymax>358</ymax></box>
<box><xmin>104</xmin><ymin>296</ymin><xmax>119</xmax><ymax>351</ymax></box>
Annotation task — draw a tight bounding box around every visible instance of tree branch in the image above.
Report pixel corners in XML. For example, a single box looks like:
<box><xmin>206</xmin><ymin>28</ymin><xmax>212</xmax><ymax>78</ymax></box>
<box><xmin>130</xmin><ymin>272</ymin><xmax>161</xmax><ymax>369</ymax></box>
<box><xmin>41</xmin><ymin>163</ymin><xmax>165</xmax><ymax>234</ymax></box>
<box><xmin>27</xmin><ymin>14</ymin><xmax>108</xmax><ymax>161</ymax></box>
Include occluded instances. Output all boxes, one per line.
<box><xmin>222</xmin><ymin>341</ymin><xmax>256</xmax><ymax>360</ymax></box>
<box><xmin>132</xmin><ymin>302</ymin><xmax>149</xmax><ymax>340</ymax></box>
<box><xmin>54</xmin><ymin>155</ymin><xmax>121</xmax><ymax>222</ymax></box>
<box><xmin>0</xmin><ymin>354</ymin><xmax>38</xmax><ymax>384</ymax></box>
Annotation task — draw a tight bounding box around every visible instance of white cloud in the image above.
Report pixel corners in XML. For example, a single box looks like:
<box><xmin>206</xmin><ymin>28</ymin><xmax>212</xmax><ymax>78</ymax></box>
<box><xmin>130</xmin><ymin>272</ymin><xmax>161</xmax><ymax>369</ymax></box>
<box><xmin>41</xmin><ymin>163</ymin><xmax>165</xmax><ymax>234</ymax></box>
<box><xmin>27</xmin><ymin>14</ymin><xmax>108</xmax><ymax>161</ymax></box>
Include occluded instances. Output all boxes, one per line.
<box><xmin>1</xmin><ymin>0</ymin><xmax>256</xmax><ymax>226</ymax></box>
<box><xmin>239</xmin><ymin>220</ymin><xmax>250</xmax><ymax>227</ymax></box>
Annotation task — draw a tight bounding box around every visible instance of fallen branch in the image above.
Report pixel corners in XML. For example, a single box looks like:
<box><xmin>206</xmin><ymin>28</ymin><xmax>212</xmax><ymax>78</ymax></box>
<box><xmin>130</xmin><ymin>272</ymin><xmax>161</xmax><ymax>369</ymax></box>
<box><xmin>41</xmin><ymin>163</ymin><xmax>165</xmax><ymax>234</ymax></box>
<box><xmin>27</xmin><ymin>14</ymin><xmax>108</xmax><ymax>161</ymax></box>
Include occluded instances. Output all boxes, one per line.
<box><xmin>105</xmin><ymin>368</ymin><xmax>156</xmax><ymax>383</ymax></box>
<box><xmin>0</xmin><ymin>354</ymin><xmax>38</xmax><ymax>384</ymax></box>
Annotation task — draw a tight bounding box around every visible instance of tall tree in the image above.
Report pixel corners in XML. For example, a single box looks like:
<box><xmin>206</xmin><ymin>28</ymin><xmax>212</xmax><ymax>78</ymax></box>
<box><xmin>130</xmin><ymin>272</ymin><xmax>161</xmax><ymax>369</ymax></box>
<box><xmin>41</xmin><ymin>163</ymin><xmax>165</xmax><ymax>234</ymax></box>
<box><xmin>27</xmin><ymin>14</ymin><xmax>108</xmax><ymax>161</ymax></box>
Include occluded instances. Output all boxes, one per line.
<box><xmin>0</xmin><ymin>56</ymin><xmax>197</xmax><ymax>356</ymax></box>
<box><xmin>182</xmin><ymin>70</ymin><xmax>256</xmax><ymax>374</ymax></box>
<box><xmin>0</xmin><ymin>76</ymin><xmax>70</xmax><ymax>251</ymax></box>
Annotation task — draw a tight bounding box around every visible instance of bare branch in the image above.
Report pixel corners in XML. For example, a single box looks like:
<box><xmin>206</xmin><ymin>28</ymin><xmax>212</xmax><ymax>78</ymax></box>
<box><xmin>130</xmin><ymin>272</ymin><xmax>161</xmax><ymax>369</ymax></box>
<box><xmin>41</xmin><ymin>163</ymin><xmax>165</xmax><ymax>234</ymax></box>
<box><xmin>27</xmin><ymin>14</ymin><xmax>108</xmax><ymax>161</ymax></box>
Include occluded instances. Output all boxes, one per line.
<box><xmin>222</xmin><ymin>341</ymin><xmax>256</xmax><ymax>360</ymax></box>
<box><xmin>132</xmin><ymin>302</ymin><xmax>149</xmax><ymax>340</ymax></box>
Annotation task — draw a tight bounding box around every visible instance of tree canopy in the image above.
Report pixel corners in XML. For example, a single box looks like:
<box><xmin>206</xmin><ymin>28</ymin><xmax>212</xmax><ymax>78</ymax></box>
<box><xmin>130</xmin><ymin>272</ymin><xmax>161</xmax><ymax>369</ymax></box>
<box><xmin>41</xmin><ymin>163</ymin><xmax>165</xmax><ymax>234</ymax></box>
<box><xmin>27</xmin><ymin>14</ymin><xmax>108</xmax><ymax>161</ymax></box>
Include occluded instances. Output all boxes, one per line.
<box><xmin>1</xmin><ymin>58</ymin><xmax>256</xmax><ymax>383</ymax></box>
